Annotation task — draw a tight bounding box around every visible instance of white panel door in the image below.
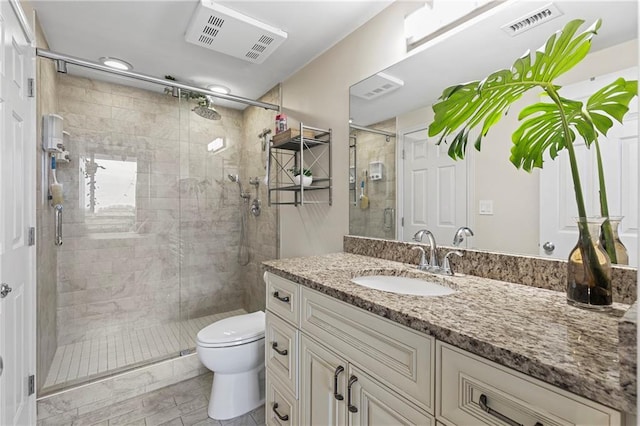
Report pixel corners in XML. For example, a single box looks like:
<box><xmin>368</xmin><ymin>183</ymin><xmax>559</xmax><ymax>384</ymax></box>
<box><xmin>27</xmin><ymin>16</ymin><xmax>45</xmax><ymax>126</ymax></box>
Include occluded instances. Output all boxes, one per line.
<box><xmin>0</xmin><ymin>1</ymin><xmax>35</xmax><ymax>424</ymax></box>
<box><xmin>539</xmin><ymin>68</ymin><xmax>638</xmax><ymax>266</ymax></box>
<box><xmin>401</xmin><ymin>127</ymin><xmax>467</xmax><ymax>245</ymax></box>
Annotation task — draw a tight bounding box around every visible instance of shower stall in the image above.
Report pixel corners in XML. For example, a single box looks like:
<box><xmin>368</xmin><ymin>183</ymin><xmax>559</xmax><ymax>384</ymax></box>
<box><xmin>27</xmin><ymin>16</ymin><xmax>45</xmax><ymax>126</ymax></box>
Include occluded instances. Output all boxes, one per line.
<box><xmin>348</xmin><ymin>120</ymin><xmax>397</xmax><ymax>240</ymax></box>
<box><xmin>36</xmin><ymin>51</ymin><xmax>279</xmax><ymax>396</ymax></box>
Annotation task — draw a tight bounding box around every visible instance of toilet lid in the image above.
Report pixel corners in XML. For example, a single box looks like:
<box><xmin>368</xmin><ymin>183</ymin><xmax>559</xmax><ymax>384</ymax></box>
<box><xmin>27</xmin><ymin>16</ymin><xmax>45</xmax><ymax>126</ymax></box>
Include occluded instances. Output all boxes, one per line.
<box><xmin>197</xmin><ymin>311</ymin><xmax>265</xmax><ymax>347</ymax></box>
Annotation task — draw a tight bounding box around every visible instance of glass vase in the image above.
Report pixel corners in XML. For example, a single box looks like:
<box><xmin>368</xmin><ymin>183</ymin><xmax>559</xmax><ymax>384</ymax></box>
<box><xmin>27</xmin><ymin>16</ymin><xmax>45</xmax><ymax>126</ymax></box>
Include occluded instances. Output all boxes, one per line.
<box><xmin>600</xmin><ymin>216</ymin><xmax>629</xmax><ymax>265</ymax></box>
<box><xmin>566</xmin><ymin>217</ymin><xmax>612</xmax><ymax>309</ymax></box>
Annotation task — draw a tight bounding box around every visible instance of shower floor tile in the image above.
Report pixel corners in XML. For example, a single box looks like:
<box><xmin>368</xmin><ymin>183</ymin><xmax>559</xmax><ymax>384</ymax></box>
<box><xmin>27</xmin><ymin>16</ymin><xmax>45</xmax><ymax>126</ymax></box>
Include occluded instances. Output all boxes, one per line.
<box><xmin>42</xmin><ymin>309</ymin><xmax>246</xmax><ymax>393</ymax></box>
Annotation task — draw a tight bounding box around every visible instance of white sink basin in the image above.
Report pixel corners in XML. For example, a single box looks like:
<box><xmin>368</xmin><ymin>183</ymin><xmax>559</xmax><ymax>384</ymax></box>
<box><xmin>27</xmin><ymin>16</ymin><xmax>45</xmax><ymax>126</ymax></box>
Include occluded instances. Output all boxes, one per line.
<box><xmin>350</xmin><ymin>275</ymin><xmax>455</xmax><ymax>296</ymax></box>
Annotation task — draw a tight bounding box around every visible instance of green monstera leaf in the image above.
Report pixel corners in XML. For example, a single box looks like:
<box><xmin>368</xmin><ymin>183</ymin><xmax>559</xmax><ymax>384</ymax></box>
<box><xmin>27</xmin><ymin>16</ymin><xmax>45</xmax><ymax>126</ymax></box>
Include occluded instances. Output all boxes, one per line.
<box><xmin>509</xmin><ymin>78</ymin><xmax>637</xmax><ymax>172</ymax></box>
<box><xmin>428</xmin><ymin>19</ymin><xmax>601</xmax><ymax>159</ymax></box>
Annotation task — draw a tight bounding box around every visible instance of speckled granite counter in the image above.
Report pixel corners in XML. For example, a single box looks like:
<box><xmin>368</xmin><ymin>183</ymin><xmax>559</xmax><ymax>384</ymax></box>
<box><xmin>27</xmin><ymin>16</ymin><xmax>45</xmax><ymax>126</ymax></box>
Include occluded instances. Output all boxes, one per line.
<box><xmin>263</xmin><ymin>252</ymin><xmax>636</xmax><ymax>414</ymax></box>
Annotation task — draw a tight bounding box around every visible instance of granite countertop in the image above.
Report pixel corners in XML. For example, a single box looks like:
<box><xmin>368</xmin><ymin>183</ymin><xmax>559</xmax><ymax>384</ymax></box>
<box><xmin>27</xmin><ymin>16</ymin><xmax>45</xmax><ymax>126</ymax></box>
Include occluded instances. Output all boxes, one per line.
<box><xmin>263</xmin><ymin>252</ymin><xmax>636</xmax><ymax>413</ymax></box>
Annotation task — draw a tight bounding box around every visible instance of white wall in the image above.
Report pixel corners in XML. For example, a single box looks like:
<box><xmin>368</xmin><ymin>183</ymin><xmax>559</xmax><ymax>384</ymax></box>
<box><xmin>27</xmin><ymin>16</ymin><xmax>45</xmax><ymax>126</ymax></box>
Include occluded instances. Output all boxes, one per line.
<box><xmin>279</xmin><ymin>2</ymin><xmax>420</xmax><ymax>257</ymax></box>
<box><xmin>280</xmin><ymin>1</ymin><xmax>638</xmax><ymax>258</ymax></box>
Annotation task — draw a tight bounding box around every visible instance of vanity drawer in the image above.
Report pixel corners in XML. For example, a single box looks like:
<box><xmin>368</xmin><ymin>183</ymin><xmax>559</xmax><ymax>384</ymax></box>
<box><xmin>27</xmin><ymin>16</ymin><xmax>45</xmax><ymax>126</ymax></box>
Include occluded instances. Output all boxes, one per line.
<box><xmin>266</xmin><ymin>371</ymin><xmax>299</xmax><ymax>426</ymax></box>
<box><xmin>436</xmin><ymin>342</ymin><xmax>621</xmax><ymax>426</ymax></box>
<box><xmin>265</xmin><ymin>272</ymin><xmax>300</xmax><ymax>326</ymax></box>
<box><xmin>266</xmin><ymin>312</ymin><xmax>299</xmax><ymax>398</ymax></box>
<box><xmin>300</xmin><ymin>287</ymin><xmax>435</xmax><ymax>414</ymax></box>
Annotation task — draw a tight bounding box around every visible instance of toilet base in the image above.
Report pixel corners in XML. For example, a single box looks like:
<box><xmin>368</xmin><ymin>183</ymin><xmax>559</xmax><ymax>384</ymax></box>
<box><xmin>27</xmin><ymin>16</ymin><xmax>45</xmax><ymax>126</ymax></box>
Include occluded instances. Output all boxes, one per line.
<box><xmin>208</xmin><ymin>365</ymin><xmax>265</xmax><ymax>420</ymax></box>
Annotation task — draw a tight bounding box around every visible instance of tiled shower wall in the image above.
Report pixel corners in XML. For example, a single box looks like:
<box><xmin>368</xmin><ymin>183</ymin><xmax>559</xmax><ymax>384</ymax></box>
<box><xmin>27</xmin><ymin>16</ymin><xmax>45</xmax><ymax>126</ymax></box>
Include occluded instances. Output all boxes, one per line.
<box><xmin>349</xmin><ymin>118</ymin><xmax>396</xmax><ymax>239</ymax></box>
<box><xmin>54</xmin><ymin>75</ymin><xmax>246</xmax><ymax>346</ymax></box>
<box><xmin>240</xmin><ymin>86</ymin><xmax>279</xmax><ymax>313</ymax></box>
<box><xmin>35</xmin><ymin>19</ymin><xmax>59</xmax><ymax>392</ymax></box>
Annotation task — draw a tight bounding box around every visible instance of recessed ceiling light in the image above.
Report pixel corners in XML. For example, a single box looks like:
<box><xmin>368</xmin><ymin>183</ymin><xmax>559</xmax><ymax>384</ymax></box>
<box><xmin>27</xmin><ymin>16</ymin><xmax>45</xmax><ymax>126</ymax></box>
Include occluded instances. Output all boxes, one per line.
<box><xmin>99</xmin><ymin>57</ymin><xmax>133</xmax><ymax>71</ymax></box>
<box><xmin>208</xmin><ymin>84</ymin><xmax>230</xmax><ymax>95</ymax></box>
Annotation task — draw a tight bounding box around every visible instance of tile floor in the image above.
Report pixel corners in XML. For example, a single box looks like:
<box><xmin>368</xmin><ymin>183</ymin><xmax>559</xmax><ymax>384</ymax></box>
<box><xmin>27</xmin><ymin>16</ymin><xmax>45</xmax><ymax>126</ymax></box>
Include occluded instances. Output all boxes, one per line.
<box><xmin>43</xmin><ymin>309</ymin><xmax>246</xmax><ymax>393</ymax></box>
<box><xmin>37</xmin><ymin>373</ymin><xmax>265</xmax><ymax>425</ymax></box>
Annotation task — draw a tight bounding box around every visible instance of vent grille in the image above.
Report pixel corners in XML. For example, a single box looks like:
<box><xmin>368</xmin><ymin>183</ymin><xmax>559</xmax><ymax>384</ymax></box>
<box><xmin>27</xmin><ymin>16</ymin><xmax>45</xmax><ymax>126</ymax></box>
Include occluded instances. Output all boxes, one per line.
<box><xmin>199</xmin><ymin>35</ymin><xmax>214</xmax><ymax>45</ymax></box>
<box><xmin>258</xmin><ymin>35</ymin><xmax>274</xmax><ymax>45</ymax></box>
<box><xmin>501</xmin><ymin>3</ymin><xmax>563</xmax><ymax>36</ymax></box>
<box><xmin>351</xmin><ymin>72</ymin><xmax>404</xmax><ymax>101</ymax></box>
<box><xmin>208</xmin><ymin>15</ymin><xmax>224</xmax><ymax>27</ymax></box>
<box><xmin>185</xmin><ymin>1</ymin><xmax>287</xmax><ymax>64</ymax></box>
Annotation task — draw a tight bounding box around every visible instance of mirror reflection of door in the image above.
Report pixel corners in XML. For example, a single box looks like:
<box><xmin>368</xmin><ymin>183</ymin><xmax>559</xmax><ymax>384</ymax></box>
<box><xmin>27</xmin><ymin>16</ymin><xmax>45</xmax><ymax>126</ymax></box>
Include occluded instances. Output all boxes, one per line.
<box><xmin>400</xmin><ymin>127</ymin><xmax>468</xmax><ymax>246</ymax></box>
<box><xmin>540</xmin><ymin>67</ymin><xmax>639</xmax><ymax>266</ymax></box>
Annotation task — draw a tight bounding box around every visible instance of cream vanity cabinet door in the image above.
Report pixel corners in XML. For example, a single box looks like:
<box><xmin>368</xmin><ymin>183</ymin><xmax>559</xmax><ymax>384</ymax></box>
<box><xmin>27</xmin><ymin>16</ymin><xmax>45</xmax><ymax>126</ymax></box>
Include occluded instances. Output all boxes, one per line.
<box><xmin>436</xmin><ymin>342</ymin><xmax>622</xmax><ymax>426</ymax></box>
<box><xmin>266</xmin><ymin>373</ymin><xmax>299</xmax><ymax>426</ymax></box>
<box><xmin>348</xmin><ymin>365</ymin><xmax>434</xmax><ymax>426</ymax></box>
<box><xmin>300</xmin><ymin>334</ymin><xmax>348</xmax><ymax>426</ymax></box>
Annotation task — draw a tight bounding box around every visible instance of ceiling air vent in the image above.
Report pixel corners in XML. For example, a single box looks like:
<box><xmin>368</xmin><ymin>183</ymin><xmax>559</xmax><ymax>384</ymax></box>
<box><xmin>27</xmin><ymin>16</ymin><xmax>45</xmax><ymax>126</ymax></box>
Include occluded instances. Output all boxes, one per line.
<box><xmin>185</xmin><ymin>0</ymin><xmax>287</xmax><ymax>64</ymax></box>
<box><xmin>501</xmin><ymin>3</ymin><xmax>563</xmax><ymax>37</ymax></box>
<box><xmin>351</xmin><ymin>72</ymin><xmax>404</xmax><ymax>101</ymax></box>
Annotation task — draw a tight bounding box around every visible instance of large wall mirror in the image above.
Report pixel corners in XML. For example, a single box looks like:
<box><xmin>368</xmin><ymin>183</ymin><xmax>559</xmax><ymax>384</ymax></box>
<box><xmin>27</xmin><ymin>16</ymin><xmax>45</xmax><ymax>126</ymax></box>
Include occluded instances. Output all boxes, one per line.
<box><xmin>349</xmin><ymin>0</ymin><xmax>638</xmax><ymax>267</ymax></box>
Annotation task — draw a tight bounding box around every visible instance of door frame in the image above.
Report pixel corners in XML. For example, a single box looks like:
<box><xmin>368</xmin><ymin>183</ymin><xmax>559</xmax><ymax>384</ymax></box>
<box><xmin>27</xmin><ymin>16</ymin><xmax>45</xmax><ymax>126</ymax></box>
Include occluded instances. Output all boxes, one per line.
<box><xmin>396</xmin><ymin>122</ymin><xmax>475</xmax><ymax>245</ymax></box>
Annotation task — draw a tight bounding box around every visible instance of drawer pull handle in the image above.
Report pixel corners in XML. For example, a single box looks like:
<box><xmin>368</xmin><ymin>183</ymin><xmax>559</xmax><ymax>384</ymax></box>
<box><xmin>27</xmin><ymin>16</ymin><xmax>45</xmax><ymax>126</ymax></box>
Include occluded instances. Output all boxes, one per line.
<box><xmin>347</xmin><ymin>375</ymin><xmax>358</xmax><ymax>413</ymax></box>
<box><xmin>272</xmin><ymin>403</ymin><xmax>289</xmax><ymax>421</ymax></box>
<box><xmin>273</xmin><ymin>291</ymin><xmax>290</xmax><ymax>303</ymax></box>
<box><xmin>333</xmin><ymin>366</ymin><xmax>345</xmax><ymax>401</ymax></box>
<box><xmin>479</xmin><ymin>394</ymin><xmax>538</xmax><ymax>426</ymax></box>
<box><xmin>272</xmin><ymin>342</ymin><xmax>288</xmax><ymax>356</ymax></box>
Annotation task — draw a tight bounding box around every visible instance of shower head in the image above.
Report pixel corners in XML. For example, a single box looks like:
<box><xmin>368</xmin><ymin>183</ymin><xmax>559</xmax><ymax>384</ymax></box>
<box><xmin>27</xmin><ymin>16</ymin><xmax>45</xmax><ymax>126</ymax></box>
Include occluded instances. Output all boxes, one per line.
<box><xmin>193</xmin><ymin>96</ymin><xmax>221</xmax><ymax>120</ymax></box>
<box><xmin>227</xmin><ymin>174</ymin><xmax>238</xmax><ymax>183</ymax></box>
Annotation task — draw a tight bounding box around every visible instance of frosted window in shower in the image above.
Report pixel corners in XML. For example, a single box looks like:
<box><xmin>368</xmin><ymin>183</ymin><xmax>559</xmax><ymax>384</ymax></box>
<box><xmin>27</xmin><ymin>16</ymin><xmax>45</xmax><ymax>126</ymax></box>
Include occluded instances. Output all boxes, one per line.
<box><xmin>81</xmin><ymin>155</ymin><xmax>137</xmax><ymax>233</ymax></box>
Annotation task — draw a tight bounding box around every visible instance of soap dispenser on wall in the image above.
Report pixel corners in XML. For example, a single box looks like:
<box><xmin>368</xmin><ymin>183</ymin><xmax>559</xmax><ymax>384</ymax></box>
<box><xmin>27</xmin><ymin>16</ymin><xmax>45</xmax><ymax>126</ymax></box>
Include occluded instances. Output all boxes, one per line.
<box><xmin>42</xmin><ymin>114</ymin><xmax>64</xmax><ymax>152</ymax></box>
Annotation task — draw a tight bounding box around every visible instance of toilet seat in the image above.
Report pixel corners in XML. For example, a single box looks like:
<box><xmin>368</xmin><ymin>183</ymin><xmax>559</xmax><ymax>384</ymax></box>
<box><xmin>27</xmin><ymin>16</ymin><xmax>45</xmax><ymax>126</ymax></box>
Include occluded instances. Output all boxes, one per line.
<box><xmin>197</xmin><ymin>311</ymin><xmax>265</xmax><ymax>348</ymax></box>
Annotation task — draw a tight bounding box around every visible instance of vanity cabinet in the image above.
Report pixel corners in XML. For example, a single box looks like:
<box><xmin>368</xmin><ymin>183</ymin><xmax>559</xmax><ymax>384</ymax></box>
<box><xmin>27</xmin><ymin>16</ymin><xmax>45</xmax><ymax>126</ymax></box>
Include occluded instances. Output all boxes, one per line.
<box><xmin>437</xmin><ymin>342</ymin><xmax>622</xmax><ymax>425</ymax></box>
<box><xmin>264</xmin><ymin>271</ymin><xmax>434</xmax><ymax>426</ymax></box>
<box><xmin>264</xmin><ymin>272</ymin><xmax>622</xmax><ymax>426</ymax></box>
<box><xmin>299</xmin><ymin>332</ymin><xmax>433</xmax><ymax>426</ymax></box>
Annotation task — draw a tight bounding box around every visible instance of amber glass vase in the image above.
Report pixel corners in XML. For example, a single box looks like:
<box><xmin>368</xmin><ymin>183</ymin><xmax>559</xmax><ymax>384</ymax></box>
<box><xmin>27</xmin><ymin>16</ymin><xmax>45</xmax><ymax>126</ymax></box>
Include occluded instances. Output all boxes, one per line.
<box><xmin>567</xmin><ymin>217</ymin><xmax>612</xmax><ymax>309</ymax></box>
<box><xmin>600</xmin><ymin>216</ymin><xmax>629</xmax><ymax>265</ymax></box>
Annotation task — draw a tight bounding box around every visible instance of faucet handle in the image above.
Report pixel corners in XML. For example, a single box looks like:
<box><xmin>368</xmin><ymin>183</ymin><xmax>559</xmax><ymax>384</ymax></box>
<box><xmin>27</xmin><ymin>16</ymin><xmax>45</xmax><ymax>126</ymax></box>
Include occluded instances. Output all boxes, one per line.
<box><xmin>411</xmin><ymin>246</ymin><xmax>428</xmax><ymax>271</ymax></box>
<box><xmin>442</xmin><ymin>251</ymin><xmax>463</xmax><ymax>276</ymax></box>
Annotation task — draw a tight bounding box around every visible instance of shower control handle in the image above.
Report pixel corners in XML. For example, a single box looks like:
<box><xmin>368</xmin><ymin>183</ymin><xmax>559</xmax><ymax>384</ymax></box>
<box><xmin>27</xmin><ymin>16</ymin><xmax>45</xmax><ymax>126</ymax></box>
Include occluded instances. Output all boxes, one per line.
<box><xmin>273</xmin><ymin>291</ymin><xmax>290</xmax><ymax>303</ymax></box>
<box><xmin>271</xmin><ymin>342</ymin><xmax>288</xmax><ymax>356</ymax></box>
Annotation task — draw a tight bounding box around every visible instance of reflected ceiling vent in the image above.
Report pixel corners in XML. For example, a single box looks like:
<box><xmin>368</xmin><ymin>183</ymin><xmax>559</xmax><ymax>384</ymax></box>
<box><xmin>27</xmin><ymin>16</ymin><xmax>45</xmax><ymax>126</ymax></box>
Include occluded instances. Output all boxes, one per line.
<box><xmin>185</xmin><ymin>0</ymin><xmax>288</xmax><ymax>64</ymax></box>
<box><xmin>501</xmin><ymin>3</ymin><xmax>563</xmax><ymax>37</ymax></box>
<box><xmin>351</xmin><ymin>72</ymin><xmax>404</xmax><ymax>101</ymax></box>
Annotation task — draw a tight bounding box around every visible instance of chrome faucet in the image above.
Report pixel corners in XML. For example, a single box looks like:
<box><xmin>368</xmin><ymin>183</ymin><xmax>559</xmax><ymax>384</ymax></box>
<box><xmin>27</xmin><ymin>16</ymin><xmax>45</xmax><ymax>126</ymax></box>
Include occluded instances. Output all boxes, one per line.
<box><xmin>413</xmin><ymin>229</ymin><xmax>439</xmax><ymax>270</ymax></box>
<box><xmin>453</xmin><ymin>226</ymin><xmax>474</xmax><ymax>247</ymax></box>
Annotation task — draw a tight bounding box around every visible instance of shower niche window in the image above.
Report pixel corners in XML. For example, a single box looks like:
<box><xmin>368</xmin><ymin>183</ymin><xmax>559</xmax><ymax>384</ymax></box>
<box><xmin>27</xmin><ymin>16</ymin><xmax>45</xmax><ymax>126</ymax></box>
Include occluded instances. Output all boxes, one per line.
<box><xmin>81</xmin><ymin>154</ymin><xmax>137</xmax><ymax>234</ymax></box>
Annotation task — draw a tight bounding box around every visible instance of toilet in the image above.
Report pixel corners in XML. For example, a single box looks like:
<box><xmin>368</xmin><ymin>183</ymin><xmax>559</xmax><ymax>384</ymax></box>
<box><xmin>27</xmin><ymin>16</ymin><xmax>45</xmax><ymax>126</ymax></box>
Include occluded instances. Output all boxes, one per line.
<box><xmin>196</xmin><ymin>311</ymin><xmax>266</xmax><ymax>420</ymax></box>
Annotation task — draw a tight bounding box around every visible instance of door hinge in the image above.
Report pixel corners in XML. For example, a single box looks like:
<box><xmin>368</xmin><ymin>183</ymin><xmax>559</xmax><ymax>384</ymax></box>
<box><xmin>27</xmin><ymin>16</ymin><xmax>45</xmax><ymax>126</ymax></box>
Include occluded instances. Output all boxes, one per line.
<box><xmin>401</xmin><ymin>217</ymin><xmax>404</xmax><ymax>227</ymax></box>
<box><xmin>402</xmin><ymin>149</ymin><xmax>405</xmax><ymax>160</ymax></box>
<box><xmin>27</xmin><ymin>78</ymin><xmax>35</xmax><ymax>98</ymax></box>
<box><xmin>28</xmin><ymin>227</ymin><xmax>35</xmax><ymax>246</ymax></box>
<box><xmin>28</xmin><ymin>375</ymin><xmax>35</xmax><ymax>396</ymax></box>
